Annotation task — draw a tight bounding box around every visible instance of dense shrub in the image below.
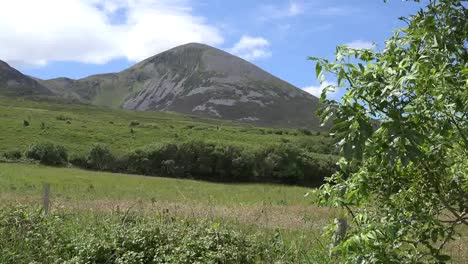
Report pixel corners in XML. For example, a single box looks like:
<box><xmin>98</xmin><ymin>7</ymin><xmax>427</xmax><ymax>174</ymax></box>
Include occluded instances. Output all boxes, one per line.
<box><xmin>69</xmin><ymin>144</ymin><xmax>115</xmax><ymax>170</ymax></box>
<box><xmin>0</xmin><ymin>206</ymin><xmax>297</xmax><ymax>263</ymax></box>
<box><xmin>86</xmin><ymin>144</ymin><xmax>115</xmax><ymax>170</ymax></box>
<box><xmin>296</xmin><ymin>137</ymin><xmax>337</xmax><ymax>155</ymax></box>
<box><xmin>129</xmin><ymin>121</ymin><xmax>140</xmax><ymax>127</ymax></box>
<box><xmin>298</xmin><ymin>128</ymin><xmax>313</xmax><ymax>136</ymax></box>
<box><xmin>2</xmin><ymin>149</ymin><xmax>22</xmax><ymax>160</ymax></box>
<box><xmin>25</xmin><ymin>142</ymin><xmax>68</xmax><ymax>166</ymax></box>
<box><xmin>56</xmin><ymin>114</ymin><xmax>72</xmax><ymax>121</ymax></box>
<box><xmin>69</xmin><ymin>155</ymin><xmax>88</xmax><ymax>168</ymax></box>
<box><xmin>72</xmin><ymin>141</ymin><xmax>337</xmax><ymax>186</ymax></box>
<box><xmin>273</xmin><ymin>130</ymin><xmax>284</xmax><ymax>135</ymax></box>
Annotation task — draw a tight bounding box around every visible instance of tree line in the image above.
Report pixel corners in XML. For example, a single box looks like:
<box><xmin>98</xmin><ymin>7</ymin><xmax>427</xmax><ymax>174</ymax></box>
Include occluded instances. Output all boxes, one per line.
<box><xmin>4</xmin><ymin>141</ymin><xmax>338</xmax><ymax>187</ymax></box>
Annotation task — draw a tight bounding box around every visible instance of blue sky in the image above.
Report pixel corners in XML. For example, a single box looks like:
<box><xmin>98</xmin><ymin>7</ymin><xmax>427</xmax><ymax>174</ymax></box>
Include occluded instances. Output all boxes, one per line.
<box><xmin>0</xmin><ymin>0</ymin><xmax>426</xmax><ymax>98</ymax></box>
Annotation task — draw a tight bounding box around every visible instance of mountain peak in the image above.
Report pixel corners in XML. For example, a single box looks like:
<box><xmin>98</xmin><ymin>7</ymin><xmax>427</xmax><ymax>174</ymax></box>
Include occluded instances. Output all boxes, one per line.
<box><xmin>1</xmin><ymin>44</ymin><xmax>322</xmax><ymax>128</ymax></box>
<box><xmin>176</xmin><ymin>42</ymin><xmax>212</xmax><ymax>49</ymax></box>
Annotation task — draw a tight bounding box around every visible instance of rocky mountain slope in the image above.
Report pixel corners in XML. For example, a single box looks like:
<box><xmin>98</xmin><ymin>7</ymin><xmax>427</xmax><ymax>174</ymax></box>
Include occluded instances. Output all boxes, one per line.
<box><xmin>1</xmin><ymin>43</ymin><xmax>322</xmax><ymax>128</ymax></box>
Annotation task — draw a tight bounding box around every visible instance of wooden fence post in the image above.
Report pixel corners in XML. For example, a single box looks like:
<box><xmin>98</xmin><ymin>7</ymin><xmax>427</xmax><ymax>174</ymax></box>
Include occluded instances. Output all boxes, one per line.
<box><xmin>43</xmin><ymin>183</ymin><xmax>50</xmax><ymax>215</ymax></box>
<box><xmin>330</xmin><ymin>218</ymin><xmax>348</xmax><ymax>256</ymax></box>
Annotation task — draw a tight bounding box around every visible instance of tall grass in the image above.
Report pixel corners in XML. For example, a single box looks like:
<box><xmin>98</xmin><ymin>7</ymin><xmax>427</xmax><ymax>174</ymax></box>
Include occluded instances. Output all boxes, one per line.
<box><xmin>0</xmin><ymin>205</ymin><xmax>332</xmax><ymax>263</ymax></box>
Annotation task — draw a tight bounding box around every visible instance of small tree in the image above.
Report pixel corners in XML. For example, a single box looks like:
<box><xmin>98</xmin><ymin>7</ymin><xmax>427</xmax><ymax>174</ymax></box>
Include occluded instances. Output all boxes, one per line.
<box><xmin>311</xmin><ymin>0</ymin><xmax>467</xmax><ymax>262</ymax></box>
<box><xmin>25</xmin><ymin>143</ymin><xmax>68</xmax><ymax>166</ymax></box>
<box><xmin>87</xmin><ymin>144</ymin><xmax>115</xmax><ymax>171</ymax></box>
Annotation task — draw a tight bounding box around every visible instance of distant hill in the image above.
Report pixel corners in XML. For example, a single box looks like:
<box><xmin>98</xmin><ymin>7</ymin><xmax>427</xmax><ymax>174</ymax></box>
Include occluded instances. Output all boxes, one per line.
<box><xmin>1</xmin><ymin>43</ymin><xmax>323</xmax><ymax>128</ymax></box>
<box><xmin>0</xmin><ymin>60</ymin><xmax>52</xmax><ymax>96</ymax></box>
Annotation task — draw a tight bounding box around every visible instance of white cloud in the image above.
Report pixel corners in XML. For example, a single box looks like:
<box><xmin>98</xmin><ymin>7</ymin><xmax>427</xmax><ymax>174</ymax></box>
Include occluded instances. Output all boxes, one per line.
<box><xmin>0</xmin><ymin>0</ymin><xmax>224</xmax><ymax>66</ymax></box>
<box><xmin>258</xmin><ymin>2</ymin><xmax>358</xmax><ymax>21</ymax></box>
<box><xmin>302</xmin><ymin>81</ymin><xmax>339</xmax><ymax>99</ymax></box>
<box><xmin>344</xmin><ymin>40</ymin><xmax>375</xmax><ymax>49</ymax></box>
<box><xmin>258</xmin><ymin>1</ymin><xmax>304</xmax><ymax>21</ymax></box>
<box><xmin>229</xmin><ymin>35</ymin><xmax>272</xmax><ymax>61</ymax></box>
<box><xmin>287</xmin><ymin>2</ymin><xmax>303</xmax><ymax>16</ymax></box>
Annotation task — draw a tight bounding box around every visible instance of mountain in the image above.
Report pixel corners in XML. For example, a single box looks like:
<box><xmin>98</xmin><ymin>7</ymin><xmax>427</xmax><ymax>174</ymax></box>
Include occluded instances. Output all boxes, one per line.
<box><xmin>1</xmin><ymin>43</ymin><xmax>322</xmax><ymax>128</ymax></box>
<box><xmin>0</xmin><ymin>60</ymin><xmax>52</xmax><ymax>96</ymax></box>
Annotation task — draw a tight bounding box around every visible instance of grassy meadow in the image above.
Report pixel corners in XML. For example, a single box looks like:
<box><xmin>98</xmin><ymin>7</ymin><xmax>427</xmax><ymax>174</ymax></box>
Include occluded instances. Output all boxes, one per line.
<box><xmin>0</xmin><ymin>163</ymin><xmax>315</xmax><ymax>206</ymax></box>
<box><xmin>0</xmin><ymin>162</ymin><xmax>338</xmax><ymax>263</ymax></box>
<box><xmin>1</xmin><ymin>163</ymin><xmax>466</xmax><ymax>263</ymax></box>
<box><xmin>0</xmin><ymin>96</ymin><xmax>332</xmax><ymax>155</ymax></box>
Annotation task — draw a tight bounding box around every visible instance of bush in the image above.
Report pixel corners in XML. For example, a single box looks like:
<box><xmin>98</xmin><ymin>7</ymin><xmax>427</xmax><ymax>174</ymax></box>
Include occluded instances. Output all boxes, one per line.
<box><xmin>9</xmin><ymin>139</ymin><xmax>337</xmax><ymax>186</ymax></box>
<box><xmin>70</xmin><ymin>141</ymin><xmax>337</xmax><ymax>186</ymax></box>
<box><xmin>257</xmin><ymin>144</ymin><xmax>305</xmax><ymax>184</ymax></box>
<box><xmin>298</xmin><ymin>128</ymin><xmax>313</xmax><ymax>136</ymax></box>
<box><xmin>56</xmin><ymin>114</ymin><xmax>71</xmax><ymax>121</ymax></box>
<box><xmin>129</xmin><ymin>121</ymin><xmax>140</xmax><ymax>127</ymax></box>
<box><xmin>25</xmin><ymin>143</ymin><xmax>68</xmax><ymax>166</ymax></box>
<box><xmin>0</xmin><ymin>206</ymin><xmax>299</xmax><ymax>264</ymax></box>
<box><xmin>69</xmin><ymin>154</ymin><xmax>88</xmax><ymax>168</ymax></box>
<box><xmin>70</xmin><ymin>144</ymin><xmax>115</xmax><ymax>170</ymax></box>
<box><xmin>2</xmin><ymin>149</ymin><xmax>22</xmax><ymax>160</ymax></box>
<box><xmin>86</xmin><ymin>144</ymin><xmax>115</xmax><ymax>170</ymax></box>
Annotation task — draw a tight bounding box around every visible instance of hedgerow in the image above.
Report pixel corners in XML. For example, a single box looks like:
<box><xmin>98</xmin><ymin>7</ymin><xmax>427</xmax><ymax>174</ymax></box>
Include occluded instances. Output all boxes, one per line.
<box><xmin>68</xmin><ymin>141</ymin><xmax>337</xmax><ymax>186</ymax></box>
<box><xmin>17</xmin><ymin>140</ymin><xmax>337</xmax><ymax>186</ymax></box>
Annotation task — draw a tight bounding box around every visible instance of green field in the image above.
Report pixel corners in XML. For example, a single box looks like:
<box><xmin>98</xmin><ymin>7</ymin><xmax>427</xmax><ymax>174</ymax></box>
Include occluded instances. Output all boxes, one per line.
<box><xmin>0</xmin><ymin>162</ymin><xmax>336</xmax><ymax>233</ymax></box>
<box><xmin>0</xmin><ymin>162</ymin><xmax>337</xmax><ymax>263</ymax></box>
<box><xmin>0</xmin><ymin>163</ymin><xmax>314</xmax><ymax>206</ymax></box>
<box><xmin>0</xmin><ymin>96</ymin><xmax>332</xmax><ymax>155</ymax></box>
<box><xmin>1</xmin><ymin>163</ymin><xmax>466</xmax><ymax>263</ymax></box>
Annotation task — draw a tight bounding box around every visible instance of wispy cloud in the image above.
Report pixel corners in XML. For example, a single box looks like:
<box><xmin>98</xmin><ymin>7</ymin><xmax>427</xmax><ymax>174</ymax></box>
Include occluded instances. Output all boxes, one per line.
<box><xmin>0</xmin><ymin>0</ymin><xmax>223</xmax><ymax>66</ymax></box>
<box><xmin>257</xmin><ymin>1</ymin><xmax>305</xmax><ymax>21</ymax></box>
<box><xmin>229</xmin><ymin>35</ymin><xmax>272</xmax><ymax>61</ymax></box>
<box><xmin>344</xmin><ymin>40</ymin><xmax>375</xmax><ymax>49</ymax></box>
<box><xmin>257</xmin><ymin>1</ymin><xmax>358</xmax><ymax>23</ymax></box>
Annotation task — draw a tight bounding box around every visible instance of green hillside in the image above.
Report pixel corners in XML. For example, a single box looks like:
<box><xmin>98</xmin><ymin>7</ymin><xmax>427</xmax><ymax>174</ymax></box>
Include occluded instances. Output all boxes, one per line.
<box><xmin>0</xmin><ymin>96</ymin><xmax>333</xmax><ymax>155</ymax></box>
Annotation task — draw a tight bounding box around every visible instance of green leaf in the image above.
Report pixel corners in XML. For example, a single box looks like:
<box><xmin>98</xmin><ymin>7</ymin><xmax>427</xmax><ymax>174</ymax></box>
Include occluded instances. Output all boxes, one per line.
<box><xmin>315</xmin><ymin>62</ymin><xmax>323</xmax><ymax>79</ymax></box>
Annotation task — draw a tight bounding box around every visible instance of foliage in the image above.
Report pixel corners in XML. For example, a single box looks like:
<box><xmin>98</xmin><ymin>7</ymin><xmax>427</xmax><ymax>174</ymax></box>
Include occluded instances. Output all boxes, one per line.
<box><xmin>311</xmin><ymin>0</ymin><xmax>467</xmax><ymax>262</ymax></box>
<box><xmin>69</xmin><ymin>141</ymin><xmax>338</xmax><ymax>186</ymax></box>
<box><xmin>56</xmin><ymin>114</ymin><xmax>72</xmax><ymax>121</ymax></box>
<box><xmin>0</xmin><ymin>206</ymin><xmax>300</xmax><ymax>264</ymax></box>
<box><xmin>25</xmin><ymin>142</ymin><xmax>68</xmax><ymax>166</ymax></box>
<box><xmin>2</xmin><ymin>149</ymin><xmax>22</xmax><ymax>160</ymax></box>
<box><xmin>85</xmin><ymin>144</ymin><xmax>115</xmax><ymax>170</ymax></box>
<box><xmin>129</xmin><ymin>120</ymin><xmax>140</xmax><ymax>127</ymax></box>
